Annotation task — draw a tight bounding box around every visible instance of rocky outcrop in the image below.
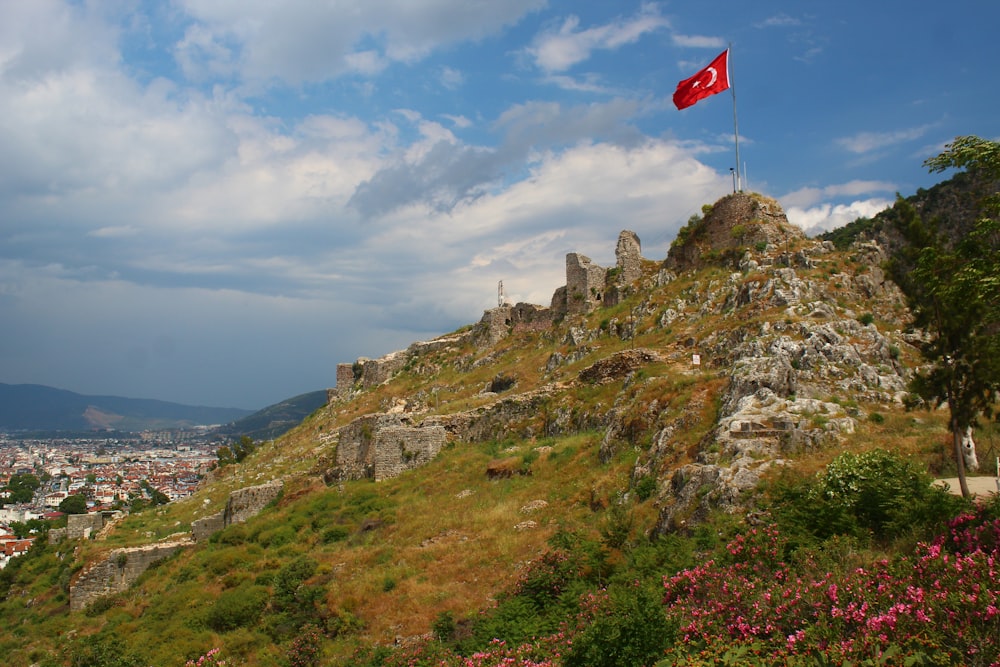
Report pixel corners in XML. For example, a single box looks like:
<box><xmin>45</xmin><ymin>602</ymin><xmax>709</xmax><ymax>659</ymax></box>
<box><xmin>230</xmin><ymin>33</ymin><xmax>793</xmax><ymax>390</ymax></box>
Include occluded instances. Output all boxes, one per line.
<box><xmin>649</xmin><ymin>277</ymin><xmax>910</xmax><ymax>532</ymax></box>
<box><xmin>665</xmin><ymin>192</ymin><xmax>805</xmax><ymax>273</ymax></box>
<box><xmin>579</xmin><ymin>348</ymin><xmax>661</xmax><ymax>384</ymax></box>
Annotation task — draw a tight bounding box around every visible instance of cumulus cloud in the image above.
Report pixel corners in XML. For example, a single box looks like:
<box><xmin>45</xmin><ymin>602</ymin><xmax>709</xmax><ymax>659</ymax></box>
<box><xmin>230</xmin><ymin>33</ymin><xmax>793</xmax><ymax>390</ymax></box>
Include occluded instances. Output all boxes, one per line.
<box><xmin>786</xmin><ymin>199</ymin><xmax>892</xmax><ymax>236</ymax></box>
<box><xmin>174</xmin><ymin>0</ymin><xmax>547</xmax><ymax>85</ymax></box>
<box><xmin>781</xmin><ymin>180</ymin><xmax>897</xmax><ymax>208</ymax></box>
<box><xmin>836</xmin><ymin>124</ymin><xmax>934</xmax><ymax>154</ymax></box>
<box><xmin>350</xmin><ymin>98</ymin><xmax>646</xmax><ymax>218</ymax></box>
<box><xmin>527</xmin><ymin>4</ymin><xmax>669</xmax><ymax>72</ymax></box>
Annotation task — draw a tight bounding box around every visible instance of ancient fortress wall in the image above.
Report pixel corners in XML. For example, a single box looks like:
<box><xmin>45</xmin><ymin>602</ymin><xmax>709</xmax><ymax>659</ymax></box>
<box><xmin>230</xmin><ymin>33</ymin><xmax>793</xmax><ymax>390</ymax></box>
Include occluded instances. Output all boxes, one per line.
<box><xmin>332</xmin><ymin>414</ymin><xmax>447</xmax><ymax>482</ymax></box>
<box><xmin>69</xmin><ymin>540</ymin><xmax>189</xmax><ymax>611</ymax></box>
<box><xmin>191</xmin><ymin>479</ymin><xmax>284</xmax><ymax>542</ymax></box>
<box><xmin>373</xmin><ymin>425</ymin><xmax>447</xmax><ymax>481</ymax></box>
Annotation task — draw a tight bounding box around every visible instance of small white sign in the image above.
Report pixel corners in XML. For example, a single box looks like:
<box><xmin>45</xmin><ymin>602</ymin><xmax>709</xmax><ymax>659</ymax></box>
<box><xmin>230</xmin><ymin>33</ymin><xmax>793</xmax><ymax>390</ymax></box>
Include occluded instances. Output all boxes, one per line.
<box><xmin>692</xmin><ymin>354</ymin><xmax>701</xmax><ymax>366</ymax></box>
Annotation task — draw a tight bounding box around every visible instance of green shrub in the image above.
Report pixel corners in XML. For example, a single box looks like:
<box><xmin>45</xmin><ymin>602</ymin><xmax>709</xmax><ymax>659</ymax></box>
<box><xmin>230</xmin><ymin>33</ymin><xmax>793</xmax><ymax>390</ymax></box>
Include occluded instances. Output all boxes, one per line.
<box><xmin>633</xmin><ymin>475</ymin><xmax>658</xmax><ymax>501</ymax></box>
<box><xmin>767</xmin><ymin>449</ymin><xmax>966</xmax><ymax>544</ymax></box>
<box><xmin>564</xmin><ymin>582</ymin><xmax>676</xmax><ymax>667</ymax></box>
<box><xmin>204</xmin><ymin>584</ymin><xmax>269</xmax><ymax>632</ymax></box>
<box><xmin>255</xmin><ymin>524</ymin><xmax>297</xmax><ymax>548</ymax></box>
<box><xmin>321</xmin><ymin>525</ymin><xmax>351</xmax><ymax>544</ymax></box>
<box><xmin>273</xmin><ymin>556</ymin><xmax>319</xmax><ymax>609</ymax></box>
<box><xmin>66</xmin><ymin>632</ymin><xmax>146</xmax><ymax>667</ymax></box>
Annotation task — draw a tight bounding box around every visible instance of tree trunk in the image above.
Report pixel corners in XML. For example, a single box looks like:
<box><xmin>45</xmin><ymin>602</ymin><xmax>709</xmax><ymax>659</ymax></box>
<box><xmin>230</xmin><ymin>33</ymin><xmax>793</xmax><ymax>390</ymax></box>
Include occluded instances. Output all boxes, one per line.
<box><xmin>952</xmin><ymin>423</ymin><xmax>971</xmax><ymax>498</ymax></box>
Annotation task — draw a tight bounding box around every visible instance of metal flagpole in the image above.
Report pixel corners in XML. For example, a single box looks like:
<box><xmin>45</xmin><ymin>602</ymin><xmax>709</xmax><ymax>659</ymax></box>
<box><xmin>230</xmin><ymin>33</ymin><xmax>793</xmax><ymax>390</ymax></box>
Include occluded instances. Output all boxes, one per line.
<box><xmin>729</xmin><ymin>43</ymin><xmax>742</xmax><ymax>192</ymax></box>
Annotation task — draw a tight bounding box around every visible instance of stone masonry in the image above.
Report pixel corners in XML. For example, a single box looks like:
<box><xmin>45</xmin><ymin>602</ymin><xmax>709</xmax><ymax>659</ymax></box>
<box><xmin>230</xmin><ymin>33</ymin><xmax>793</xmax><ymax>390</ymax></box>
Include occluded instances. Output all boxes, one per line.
<box><xmin>475</xmin><ymin>302</ymin><xmax>552</xmax><ymax>346</ymax></box>
<box><xmin>191</xmin><ymin>479</ymin><xmax>284</xmax><ymax>542</ymax></box>
<box><xmin>373</xmin><ymin>424</ymin><xmax>446</xmax><ymax>481</ymax></box>
<box><xmin>614</xmin><ymin>230</ymin><xmax>643</xmax><ymax>285</ymax></box>
<box><xmin>70</xmin><ymin>540</ymin><xmax>190</xmax><ymax>611</ymax></box>
<box><xmin>330</xmin><ymin>413</ymin><xmax>448</xmax><ymax>482</ymax></box>
<box><xmin>563</xmin><ymin>252</ymin><xmax>608</xmax><ymax>316</ymax></box>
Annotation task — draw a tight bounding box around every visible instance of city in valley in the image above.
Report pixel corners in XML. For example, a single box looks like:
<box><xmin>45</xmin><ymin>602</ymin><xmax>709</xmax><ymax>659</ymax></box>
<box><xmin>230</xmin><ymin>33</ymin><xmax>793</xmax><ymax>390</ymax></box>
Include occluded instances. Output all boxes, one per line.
<box><xmin>0</xmin><ymin>430</ymin><xmax>221</xmax><ymax>568</ymax></box>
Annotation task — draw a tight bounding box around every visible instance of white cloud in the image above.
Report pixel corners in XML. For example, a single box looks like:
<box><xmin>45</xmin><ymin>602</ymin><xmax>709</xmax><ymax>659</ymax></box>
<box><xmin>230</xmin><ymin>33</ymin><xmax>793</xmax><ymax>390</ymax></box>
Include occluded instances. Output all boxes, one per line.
<box><xmin>781</xmin><ymin>180</ymin><xmax>896</xmax><ymax>208</ymax></box>
<box><xmin>350</xmin><ymin>139</ymin><xmax>730</xmax><ymax>318</ymax></box>
<box><xmin>442</xmin><ymin>114</ymin><xmax>472</xmax><ymax>129</ymax></box>
<box><xmin>671</xmin><ymin>34</ymin><xmax>726</xmax><ymax>49</ymax></box>
<box><xmin>439</xmin><ymin>66</ymin><xmax>464</xmax><ymax>89</ymax></box>
<box><xmin>754</xmin><ymin>14</ymin><xmax>802</xmax><ymax>28</ymax></box>
<box><xmin>836</xmin><ymin>125</ymin><xmax>934</xmax><ymax>154</ymax></box>
<box><xmin>174</xmin><ymin>0</ymin><xmax>547</xmax><ymax>85</ymax></box>
<box><xmin>786</xmin><ymin>198</ymin><xmax>892</xmax><ymax>236</ymax></box>
<box><xmin>543</xmin><ymin>73</ymin><xmax>617</xmax><ymax>94</ymax></box>
<box><xmin>527</xmin><ymin>5</ymin><xmax>669</xmax><ymax>72</ymax></box>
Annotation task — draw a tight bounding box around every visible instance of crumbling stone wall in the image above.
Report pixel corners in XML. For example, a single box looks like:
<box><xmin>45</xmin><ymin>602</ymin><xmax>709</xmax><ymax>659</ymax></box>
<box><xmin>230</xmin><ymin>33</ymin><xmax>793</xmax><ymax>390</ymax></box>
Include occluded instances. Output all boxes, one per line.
<box><xmin>67</xmin><ymin>512</ymin><xmax>106</xmax><ymax>540</ymax></box>
<box><xmin>336</xmin><ymin>362</ymin><xmax>357</xmax><ymax>394</ymax></box>
<box><xmin>614</xmin><ymin>230</ymin><xmax>643</xmax><ymax>285</ymax></box>
<box><xmin>475</xmin><ymin>303</ymin><xmax>552</xmax><ymax>346</ymax></box>
<box><xmin>191</xmin><ymin>480</ymin><xmax>284</xmax><ymax>542</ymax></box>
<box><xmin>226</xmin><ymin>480</ymin><xmax>283</xmax><ymax>524</ymax></box>
<box><xmin>566</xmin><ymin>253</ymin><xmax>608</xmax><ymax>315</ymax></box>
<box><xmin>50</xmin><ymin>512</ymin><xmax>118</xmax><ymax>544</ymax></box>
<box><xmin>191</xmin><ymin>512</ymin><xmax>225</xmax><ymax>542</ymax></box>
<box><xmin>330</xmin><ymin>413</ymin><xmax>447</xmax><ymax>482</ymax></box>
<box><xmin>362</xmin><ymin>350</ymin><xmax>408</xmax><ymax>388</ymax></box>
<box><xmin>373</xmin><ymin>424</ymin><xmax>447</xmax><ymax>481</ymax></box>
<box><xmin>70</xmin><ymin>540</ymin><xmax>189</xmax><ymax>611</ymax></box>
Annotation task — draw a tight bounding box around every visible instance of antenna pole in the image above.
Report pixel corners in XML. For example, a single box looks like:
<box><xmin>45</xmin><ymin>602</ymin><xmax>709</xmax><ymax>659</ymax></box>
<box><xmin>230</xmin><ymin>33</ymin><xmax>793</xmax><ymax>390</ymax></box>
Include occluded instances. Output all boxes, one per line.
<box><xmin>729</xmin><ymin>43</ymin><xmax>742</xmax><ymax>192</ymax></box>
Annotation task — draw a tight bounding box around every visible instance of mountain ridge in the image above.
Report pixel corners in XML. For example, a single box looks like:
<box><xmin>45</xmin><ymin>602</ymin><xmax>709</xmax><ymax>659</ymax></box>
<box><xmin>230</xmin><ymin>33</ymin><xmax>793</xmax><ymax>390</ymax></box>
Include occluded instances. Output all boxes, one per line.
<box><xmin>0</xmin><ymin>382</ymin><xmax>254</xmax><ymax>432</ymax></box>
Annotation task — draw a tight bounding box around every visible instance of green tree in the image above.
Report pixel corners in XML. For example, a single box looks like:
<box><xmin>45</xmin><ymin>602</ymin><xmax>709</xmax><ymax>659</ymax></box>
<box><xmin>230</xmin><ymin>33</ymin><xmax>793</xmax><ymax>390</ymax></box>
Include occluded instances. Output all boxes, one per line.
<box><xmin>4</xmin><ymin>473</ymin><xmax>41</xmax><ymax>504</ymax></box>
<box><xmin>59</xmin><ymin>493</ymin><xmax>89</xmax><ymax>515</ymax></box>
<box><xmin>140</xmin><ymin>480</ymin><xmax>170</xmax><ymax>506</ymax></box>
<box><xmin>889</xmin><ymin>136</ymin><xmax>1000</xmax><ymax>497</ymax></box>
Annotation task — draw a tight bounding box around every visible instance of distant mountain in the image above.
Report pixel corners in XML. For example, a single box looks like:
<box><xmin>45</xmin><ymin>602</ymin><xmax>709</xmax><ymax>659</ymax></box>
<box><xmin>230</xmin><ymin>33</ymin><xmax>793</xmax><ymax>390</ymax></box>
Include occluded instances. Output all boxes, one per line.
<box><xmin>212</xmin><ymin>390</ymin><xmax>329</xmax><ymax>441</ymax></box>
<box><xmin>0</xmin><ymin>383</ymin><xmax>254</xmax><ymax>432</ymax></box>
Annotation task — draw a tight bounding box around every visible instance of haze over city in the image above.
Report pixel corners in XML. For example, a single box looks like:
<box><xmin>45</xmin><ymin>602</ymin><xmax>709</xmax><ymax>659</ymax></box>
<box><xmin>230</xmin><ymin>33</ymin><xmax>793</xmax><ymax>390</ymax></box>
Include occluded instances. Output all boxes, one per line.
<box><xmin>1</xmin><ymin>0</ymin><xmax>997</xmax><ymax>410</ymax></box>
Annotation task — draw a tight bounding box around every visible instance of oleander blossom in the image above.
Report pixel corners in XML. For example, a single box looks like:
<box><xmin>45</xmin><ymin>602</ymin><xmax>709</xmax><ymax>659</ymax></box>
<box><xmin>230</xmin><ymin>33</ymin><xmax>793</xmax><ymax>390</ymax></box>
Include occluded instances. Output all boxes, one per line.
<box><xmin>662</xmin><ymin>510</ymin><xmax>1000</xmax><ymax>665</ymax></box>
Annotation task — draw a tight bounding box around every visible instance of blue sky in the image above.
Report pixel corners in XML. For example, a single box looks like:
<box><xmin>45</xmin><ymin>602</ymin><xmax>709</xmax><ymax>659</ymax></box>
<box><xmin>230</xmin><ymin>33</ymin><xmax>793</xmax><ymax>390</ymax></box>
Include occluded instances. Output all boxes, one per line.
<box><xmin>1</xmin><ymin>0</ymin><xmax>997</xmax><ymax>410</ymax></box>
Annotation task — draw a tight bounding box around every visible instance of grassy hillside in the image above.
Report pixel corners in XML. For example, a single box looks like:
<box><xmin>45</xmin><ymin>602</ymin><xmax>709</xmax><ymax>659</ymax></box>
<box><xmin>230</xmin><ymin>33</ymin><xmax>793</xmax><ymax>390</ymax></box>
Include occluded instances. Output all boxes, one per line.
<box><xmin>1</xmin><ymin>188</ymin><xmax>998</xmax><ymax>666</ymax></box>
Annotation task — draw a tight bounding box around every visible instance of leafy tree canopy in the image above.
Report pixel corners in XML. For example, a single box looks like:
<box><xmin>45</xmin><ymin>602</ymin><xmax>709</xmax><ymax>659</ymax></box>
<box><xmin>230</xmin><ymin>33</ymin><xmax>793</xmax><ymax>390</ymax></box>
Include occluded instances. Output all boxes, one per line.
<box><xmin>3</xmin><ymin>473</ymin><xmax>41</xmax><ymax>504</ymax></box>
<box><xmin>59</xmin><ymin>493</ymin><xmax>89</xmax><ymax>515</ymax></box>
<box><xmin>888</xmin><ymin>135</ymin><xmax>1000</xmax><ymax>497</ymax></box>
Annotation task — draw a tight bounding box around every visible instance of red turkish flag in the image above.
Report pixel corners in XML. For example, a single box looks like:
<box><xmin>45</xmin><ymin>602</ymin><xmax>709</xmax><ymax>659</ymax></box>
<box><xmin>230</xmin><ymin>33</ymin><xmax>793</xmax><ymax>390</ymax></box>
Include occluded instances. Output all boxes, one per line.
<box><xmin>673</xmin><ymin>49</ymin><xmax>730</xmax><ymax>110</ymax></box>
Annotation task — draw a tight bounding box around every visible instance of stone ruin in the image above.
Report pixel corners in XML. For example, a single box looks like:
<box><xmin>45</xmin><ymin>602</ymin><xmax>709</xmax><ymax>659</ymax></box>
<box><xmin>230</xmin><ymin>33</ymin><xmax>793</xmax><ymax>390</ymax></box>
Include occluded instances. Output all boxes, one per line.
<box><xmin>69</xmin><ymin>480</ymin><xmax>284</xmax><ymax>612</ymax></box>
<box><xmin>49</xmin><ymin>511</ymin><xmax>119</xmax><ymax>544</ymax></box>
<box><xmin>191</xmin><ymin>479</ymin><xmax>284</xmax><ymax>542</ymax></box>
<box><xmin>327</xmin><ymin>230</ymin><xmax>647</xmax><ymax>402</ymax></box>
<box><xmin>70</xmin><ymin>540</ymin><xmax>190</xmax><ymax>612</ymax></box>
<box><xmin>324</xmin><ymin>413</ymin><xmax>447</xmax><ymax>483</ymax></box>
<box><xmin>550</xmin><ymin>229</ymin><xmax>645</xmax><ymax>320</ymax></box>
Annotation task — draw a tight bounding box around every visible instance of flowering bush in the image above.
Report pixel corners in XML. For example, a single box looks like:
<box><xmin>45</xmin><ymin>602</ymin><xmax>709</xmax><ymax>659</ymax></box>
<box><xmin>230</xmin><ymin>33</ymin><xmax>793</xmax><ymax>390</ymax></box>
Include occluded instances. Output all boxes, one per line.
<box><xmin>287</xmin><ymin>623</ymin><xmax>323</xmax><ymax>667</ymax></box>
<box><xmin>662</xmin><ymin>511</ymin><xmax>1000</xmax><ymax>665</ymax></box>
<box><xmin>184</xmin><ymin>647</ymin><xmax>226</xmax><ymax>667</ymax></box>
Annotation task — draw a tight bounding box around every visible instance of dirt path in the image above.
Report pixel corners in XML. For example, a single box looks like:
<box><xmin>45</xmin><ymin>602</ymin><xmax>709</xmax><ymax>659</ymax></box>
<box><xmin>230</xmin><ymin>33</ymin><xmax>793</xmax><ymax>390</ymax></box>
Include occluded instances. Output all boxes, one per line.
<box><xmin>935</xmin><ymin>476</ymin><xmax>1000</xmax><ymax>497</ymax></box>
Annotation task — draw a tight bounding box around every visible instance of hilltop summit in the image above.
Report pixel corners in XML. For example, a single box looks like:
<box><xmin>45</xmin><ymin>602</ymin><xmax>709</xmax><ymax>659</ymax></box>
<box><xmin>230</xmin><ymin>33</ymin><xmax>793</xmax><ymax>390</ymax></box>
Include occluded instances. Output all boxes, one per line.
<box><xmin>664</xmin><ymin>192</ymin><xmax>805</xmax><ymax>272</ymax></box>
